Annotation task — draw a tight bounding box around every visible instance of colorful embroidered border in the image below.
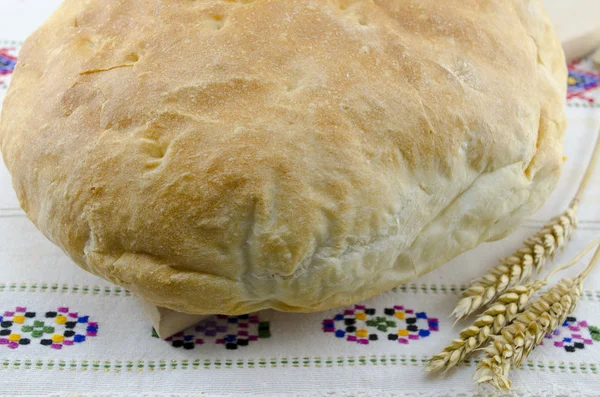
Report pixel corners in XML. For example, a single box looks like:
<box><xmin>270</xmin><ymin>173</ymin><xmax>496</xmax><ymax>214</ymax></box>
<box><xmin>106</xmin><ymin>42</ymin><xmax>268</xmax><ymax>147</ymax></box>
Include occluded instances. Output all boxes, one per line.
<box><xmin>0</xmin><ymin>306</ymin><xmax>98</xmax><ymax>350</ymax></box>
<box><xmin>0</xmin><ymin>48</ymin><xmax>16</xmax><ymax>74</ymax></box>
<box><xmin>568</xmin><ymin>59</ymin><xmax>600</xmax><ymax>103</ymax></box>
<box><xmin>543</xmin><ymin>316</ymin><xmax>599</xmax><ymax>352</ymax></box>
<box><xmin>0</xmin><ymin>356</ymin><xmax>598</xmax><ymax>373</ymax></box>
<box><xmin>152</xmin><ymin>314</ymin><xmax>271</xmax><ymax>350</ymax></box>
<box><xmin>323</xmin><ymin>305</ymin><xmax>438</xmax><ymax>345</ymax></box>
<box><xmin>0</xmin><ymin>46</ymin><xmax>17</xmax><ymax>89</ymax></box>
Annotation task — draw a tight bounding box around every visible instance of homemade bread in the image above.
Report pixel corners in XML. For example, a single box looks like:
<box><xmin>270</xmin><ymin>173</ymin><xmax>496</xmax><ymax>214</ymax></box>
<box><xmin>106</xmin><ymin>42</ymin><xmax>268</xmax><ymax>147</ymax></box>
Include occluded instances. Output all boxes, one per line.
<box><xmin>0</xmin><ymin>0</ymin><xmax>567</xmax><ymax>314</ymax></box>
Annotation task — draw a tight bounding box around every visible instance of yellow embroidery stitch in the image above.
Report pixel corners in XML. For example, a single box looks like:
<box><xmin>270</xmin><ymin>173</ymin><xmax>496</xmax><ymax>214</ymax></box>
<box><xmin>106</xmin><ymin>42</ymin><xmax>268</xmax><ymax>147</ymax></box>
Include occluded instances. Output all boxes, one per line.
<box><xmin>52</xmin><ymin>334</ymin><xmax>65</xmax><ymax>343</ymax></box>
<box><xmin>394</xmin><ymin>312</ymin><xmax>405</xmax><ymax>320</ymax></box>
<box><xmin>356</xmin><ymin>329</ymin><xmax>368</xmax><ymax>338</ymax></box>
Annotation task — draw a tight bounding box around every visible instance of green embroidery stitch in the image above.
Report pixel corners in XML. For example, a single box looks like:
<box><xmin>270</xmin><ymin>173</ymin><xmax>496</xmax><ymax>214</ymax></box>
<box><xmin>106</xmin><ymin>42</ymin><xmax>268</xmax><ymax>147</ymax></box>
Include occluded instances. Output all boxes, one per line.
<box><xmin>590</xmin><ymin>326</ymin><xmax>600</xmax><ymax>342</ymax></box>
<box><xmin>258</xmin><ymin>321</ymin><xmax>271</xmax><ymax>338</ymax></box>
<box><xmin>31</xmin><ymin>330</ymin><xmax>43</xmax><ymax>338</ymax></box>
<box><xmin>366</xmin><ymin>316</ymin><xmax>397</xmax><ymax>332</ymax></box>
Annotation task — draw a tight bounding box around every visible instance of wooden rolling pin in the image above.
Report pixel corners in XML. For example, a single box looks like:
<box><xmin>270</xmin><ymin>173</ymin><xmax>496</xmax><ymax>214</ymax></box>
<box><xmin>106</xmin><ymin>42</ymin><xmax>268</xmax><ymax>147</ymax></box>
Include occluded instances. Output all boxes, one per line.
<box><xmin>542</xmin><ymin>0</ymin><xmax>600</xmax><ymax>61</ymax></box>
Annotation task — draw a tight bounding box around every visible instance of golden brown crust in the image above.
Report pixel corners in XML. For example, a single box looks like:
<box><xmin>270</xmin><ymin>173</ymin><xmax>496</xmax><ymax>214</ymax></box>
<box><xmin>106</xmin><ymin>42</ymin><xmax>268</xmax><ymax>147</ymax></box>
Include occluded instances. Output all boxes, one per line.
<box><xmin>0</xmin><ymin>0</ymin><xmax>566</xmax><ymax>314</ymax></box>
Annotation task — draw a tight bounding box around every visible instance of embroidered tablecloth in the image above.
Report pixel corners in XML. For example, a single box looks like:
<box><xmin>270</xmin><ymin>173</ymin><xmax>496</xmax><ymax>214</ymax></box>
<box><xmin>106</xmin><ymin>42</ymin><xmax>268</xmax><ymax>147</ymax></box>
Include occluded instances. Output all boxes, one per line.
<box><xmin>1</xmin><ymin>1</ymin><xmax>600</xmax><ymax>396</ymax></box>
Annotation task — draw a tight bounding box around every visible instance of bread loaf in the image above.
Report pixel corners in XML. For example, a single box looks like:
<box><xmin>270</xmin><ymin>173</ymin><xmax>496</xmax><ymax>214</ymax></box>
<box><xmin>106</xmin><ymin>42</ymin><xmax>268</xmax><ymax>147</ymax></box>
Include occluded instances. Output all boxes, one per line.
<box><xmin>0</xmin><ymin>0</ymin><xmax>567</xmax><ymax>314</ymax></box>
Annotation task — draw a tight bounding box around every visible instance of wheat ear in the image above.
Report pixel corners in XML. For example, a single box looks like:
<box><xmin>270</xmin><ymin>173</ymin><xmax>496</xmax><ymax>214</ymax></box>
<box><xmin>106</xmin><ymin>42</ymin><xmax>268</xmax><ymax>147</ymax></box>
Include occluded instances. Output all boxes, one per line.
<box><xmin>427</xmin><ymin>237</ymin><xmax>600</xmax><ymax>372</ymax></box>
<box><xmin>474</xmin><ymin>277</ymin><xmax>581</xmax><ymax>390</ymax></box>
<box><xmin>426</xmin><ymin>282</ymin><xmax>543</xmax><ymax>372</ymax></box>
<box><xmin>474</xmin><ymin>244</ymin><xmax>600</xmax><ymax>390</ymax></box>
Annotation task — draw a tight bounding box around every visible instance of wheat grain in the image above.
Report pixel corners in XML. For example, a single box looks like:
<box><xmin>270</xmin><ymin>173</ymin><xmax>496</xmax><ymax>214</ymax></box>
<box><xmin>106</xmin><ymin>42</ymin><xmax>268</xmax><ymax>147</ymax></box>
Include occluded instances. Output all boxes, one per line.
<box><xmin>474</xmin><ymin>277</ymin><xmax>583</xmax><ymax>390</ymax></box>
<box><xmin>430</xmin><ymin>239</ymin><xmax>600</xmax><ymax>374</ymax></box>
<box><xmin>472</xmin><ymin>240</ymin><xmax>599</xmax><ymax>390</ymax></box>
<box><xmin>475</xmin><ymin>323</ymin><xmax>525</xmax><ymax>390</ymax></box>
<box><xmin>451</xmin><ymin>203</ymin><xmax>577</xmax><ymax>320</ymax></box>
<box><xmin>516</xmin><ymin>279</ymin><xmax>582</xmax><ymax>366</ymax></box>
<box><xmin>426</xmin><ymin>282</ymin><xmax>543</xmax><ymax>372</ymax></box>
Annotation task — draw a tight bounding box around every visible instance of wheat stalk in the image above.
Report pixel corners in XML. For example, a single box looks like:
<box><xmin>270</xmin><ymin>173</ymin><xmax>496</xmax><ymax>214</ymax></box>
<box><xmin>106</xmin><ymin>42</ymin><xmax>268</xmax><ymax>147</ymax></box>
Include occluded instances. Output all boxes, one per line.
<box><xmin>451</xmin><ymin>205</ymin><xmax>577</xmax><ymax>321</ymax></box>
<box><xmin>427</xmin><ymin>242</ymin><xmax>592</xmax><ymax>372</ymax></box>
<box><xmin>425</xmin><ymin>282</ymin><xmax>543</xmax><ymax>372</ymax></box>
<box><xmin>474</xmin><ymin>244</ymin><xmax>600</xmax><ymax>390</ymax></box>
<box><xmin>474</xmin><ymin>277</ymin><xmax>582</xmax><ymax>390</ymax></box>
<box><xmin>427</xmin><ymin>238</ymin><xmax>599</xmax><ymax>374</ymax></box>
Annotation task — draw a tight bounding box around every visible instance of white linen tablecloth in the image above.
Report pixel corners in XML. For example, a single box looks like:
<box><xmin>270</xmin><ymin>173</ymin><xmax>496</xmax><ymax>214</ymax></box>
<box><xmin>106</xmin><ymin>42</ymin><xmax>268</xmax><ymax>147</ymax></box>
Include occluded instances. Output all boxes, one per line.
<box><xmin>1</xmin><ymin>1</ymin><xmax>599</xmax><ymax>396</ymax></box>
